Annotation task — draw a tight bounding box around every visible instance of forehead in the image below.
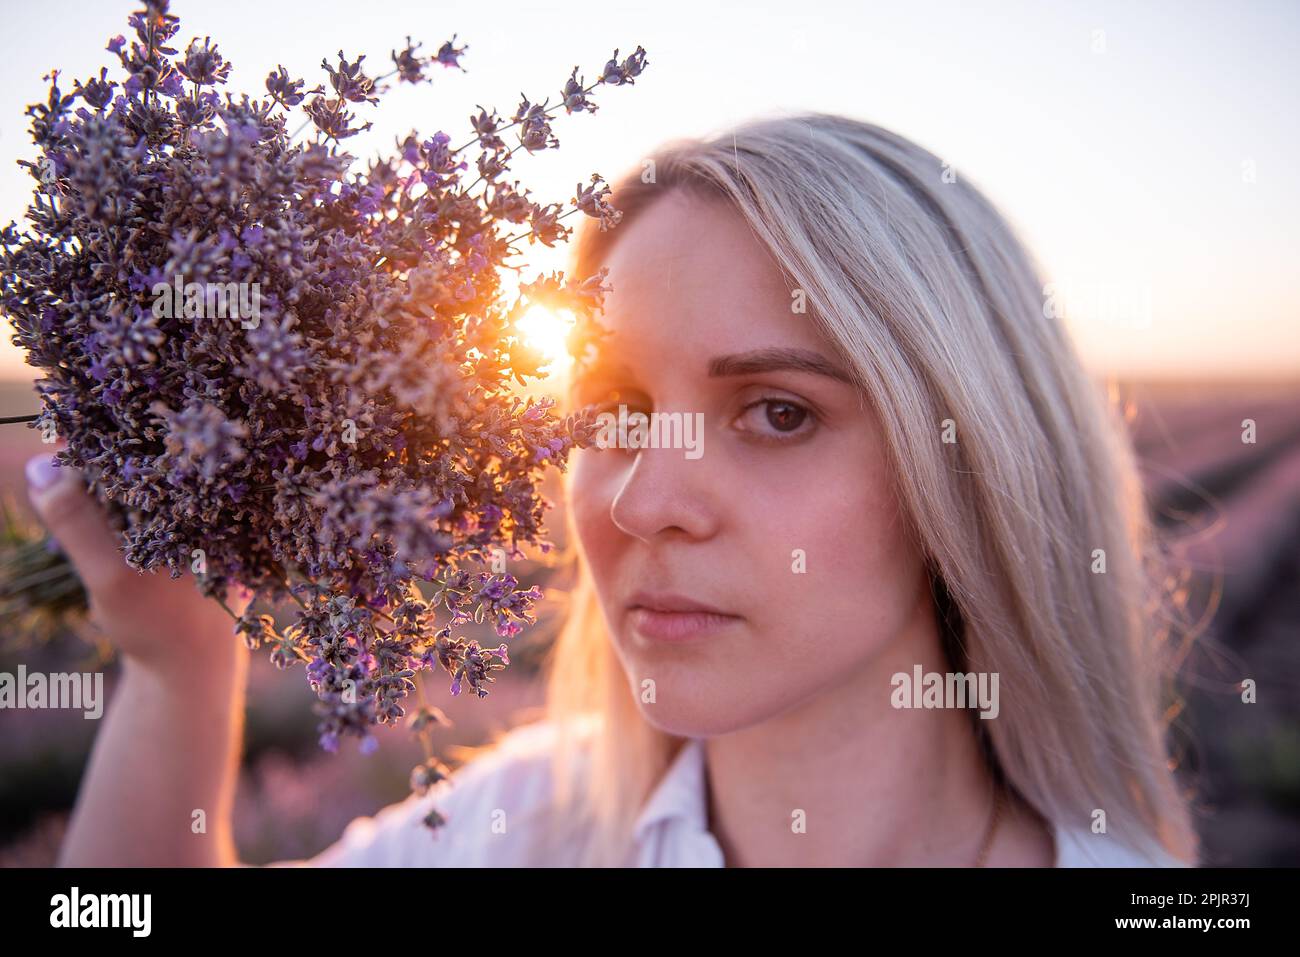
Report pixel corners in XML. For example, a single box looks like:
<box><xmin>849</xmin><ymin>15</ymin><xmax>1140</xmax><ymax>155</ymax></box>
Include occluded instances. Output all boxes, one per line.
<box><xmin>595</xmin><ymin>189</ymin><xmax>815</xmax><ymax>352</ymax></box>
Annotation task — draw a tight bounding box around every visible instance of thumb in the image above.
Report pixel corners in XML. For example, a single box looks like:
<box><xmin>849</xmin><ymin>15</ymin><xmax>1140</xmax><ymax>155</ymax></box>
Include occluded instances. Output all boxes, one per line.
<box><xmin>24</xmin><ymin>452</ymin><xmax>129</xmax><ymax>593</ymax></box>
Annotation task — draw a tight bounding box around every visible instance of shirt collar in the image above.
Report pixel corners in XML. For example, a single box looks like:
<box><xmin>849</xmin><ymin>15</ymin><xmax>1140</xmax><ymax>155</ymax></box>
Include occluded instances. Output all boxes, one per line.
<box><xmin>632</xmin><ymin>736</ymin><xmax>711</xmax><ymax>843</ymax></box>
<box><xmin>625</xmin><ymin>734</ymin><xmax>1180</xmax><ymax>867</ymax></box>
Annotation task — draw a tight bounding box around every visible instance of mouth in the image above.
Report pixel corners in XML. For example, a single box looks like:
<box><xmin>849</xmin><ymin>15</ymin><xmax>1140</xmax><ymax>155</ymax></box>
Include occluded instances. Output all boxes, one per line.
<box><xmin>625</xmin><ymin>590</ymin><xmax>743</xmax><ymax>642</ymax></box>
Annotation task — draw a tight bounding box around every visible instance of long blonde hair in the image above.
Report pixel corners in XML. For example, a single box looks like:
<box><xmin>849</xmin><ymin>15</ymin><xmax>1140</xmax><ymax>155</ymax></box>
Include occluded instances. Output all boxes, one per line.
<box><xmin>493</xmin><ymin>112</ymin><xmax>1198</xmax><ymax>866</ymax></box>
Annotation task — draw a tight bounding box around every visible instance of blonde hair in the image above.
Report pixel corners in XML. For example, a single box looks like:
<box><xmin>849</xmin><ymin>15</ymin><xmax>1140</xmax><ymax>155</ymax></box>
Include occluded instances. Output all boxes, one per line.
<box><xmin>490</xmin><ymin>112</ymin><xmax>1198</xmax><ymax>866</ymax></box>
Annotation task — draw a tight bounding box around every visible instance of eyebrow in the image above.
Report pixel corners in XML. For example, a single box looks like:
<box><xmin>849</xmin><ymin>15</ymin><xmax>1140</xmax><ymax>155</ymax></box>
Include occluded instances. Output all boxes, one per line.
<box><xmin>707</xmin><ymin>348</ymin><xmax>854</xmax><ymax>384</ymax></box>
<box><xmin>570</xmin><ymin>346</ymin><xmax>855</xmax><ymax>393</ymax></box>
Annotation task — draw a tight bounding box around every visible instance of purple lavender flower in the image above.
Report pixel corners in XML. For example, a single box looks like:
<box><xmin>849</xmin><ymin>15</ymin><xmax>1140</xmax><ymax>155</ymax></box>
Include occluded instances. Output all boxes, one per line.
<box><xmin>0</xmin><ymin>0</ymin><xmax>646</xmax><ymax>834</ymax></box>
<box><xmin>153</xmin><ymin>401</ymin><xmax>249</xmax><ymax>482</ymax></box>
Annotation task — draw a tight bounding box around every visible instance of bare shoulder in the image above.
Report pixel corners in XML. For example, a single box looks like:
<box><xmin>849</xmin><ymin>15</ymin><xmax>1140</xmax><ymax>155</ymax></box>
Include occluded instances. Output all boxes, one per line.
<box><xmin>273</xmin><ymin>718</ymin><xmax>595</xmax><ymax>868</ymax></box>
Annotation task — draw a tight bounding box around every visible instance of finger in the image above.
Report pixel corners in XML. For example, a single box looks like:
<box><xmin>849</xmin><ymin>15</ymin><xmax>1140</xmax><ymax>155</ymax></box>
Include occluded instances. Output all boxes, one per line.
<box><xmin>24</xmin><ymin>452</ymin><xmax>132</xmax><ymax>594</ymax></box>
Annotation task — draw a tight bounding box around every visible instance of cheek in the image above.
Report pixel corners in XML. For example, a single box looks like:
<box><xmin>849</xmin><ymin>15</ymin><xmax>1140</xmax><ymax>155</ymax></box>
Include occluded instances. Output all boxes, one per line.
<box><xmin>750</xmin><ymin>450</ymin><xmax>925</xmax><ymax>649</ymax></box>
<box><xmin>568</xmin><ymin>449</ymin><xmax>621</xmax><ymax>573</ymax></box>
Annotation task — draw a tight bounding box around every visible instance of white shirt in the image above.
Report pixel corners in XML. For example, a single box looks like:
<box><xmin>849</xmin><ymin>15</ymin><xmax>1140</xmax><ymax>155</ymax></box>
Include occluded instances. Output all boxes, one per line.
<box><xmin>271</xmin><ymin>720</ymin><xmax>1187</xmax><ymax>867</ymax></box>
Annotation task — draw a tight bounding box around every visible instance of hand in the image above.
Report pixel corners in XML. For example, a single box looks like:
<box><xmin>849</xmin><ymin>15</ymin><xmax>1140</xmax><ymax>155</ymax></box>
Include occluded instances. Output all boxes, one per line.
<box><xmin>24</xmin><ymin>449</ymin><xmax>250</xmax><ymax>674</ymax></box>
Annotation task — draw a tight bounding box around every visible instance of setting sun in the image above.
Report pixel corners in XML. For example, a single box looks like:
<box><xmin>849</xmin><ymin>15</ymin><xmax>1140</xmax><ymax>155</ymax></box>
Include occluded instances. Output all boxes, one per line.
<box><xmin>515</xmin><ymin>305</ymin><xmax>577</xmax><ymax>377</ymax></box>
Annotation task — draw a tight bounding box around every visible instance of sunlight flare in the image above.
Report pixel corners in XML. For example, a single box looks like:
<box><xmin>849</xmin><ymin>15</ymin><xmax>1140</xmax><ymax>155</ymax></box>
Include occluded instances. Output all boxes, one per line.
<box><xmin>515</xmin><ymin>304</ymin><xmax>577</xmax><ymax>376</ymax></box>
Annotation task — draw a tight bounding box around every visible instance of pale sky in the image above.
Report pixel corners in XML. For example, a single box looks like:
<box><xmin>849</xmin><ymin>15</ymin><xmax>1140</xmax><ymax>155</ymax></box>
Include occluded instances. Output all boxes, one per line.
<box><xmin>1</xmin><ymin>0</ymin><xmax>1296</xmax><ymax>380</ymax></box>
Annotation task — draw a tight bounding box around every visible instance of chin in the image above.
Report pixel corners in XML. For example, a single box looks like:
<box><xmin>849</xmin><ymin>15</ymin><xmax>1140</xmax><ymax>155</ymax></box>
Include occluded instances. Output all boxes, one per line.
<box><xmin>629</xmin><ymin>680</ymin><xmax>783</xmax><ymax>739</ymax></box>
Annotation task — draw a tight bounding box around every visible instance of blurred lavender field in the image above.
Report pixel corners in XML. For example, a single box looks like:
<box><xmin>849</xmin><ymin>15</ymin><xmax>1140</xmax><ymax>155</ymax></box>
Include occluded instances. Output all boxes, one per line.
<box><xmin>1</xmin><ymin>377</ymin><xmax>1297</xmax><ymax>866</ymax></box>
<box><xmin>1124</xmin><ymin>380</ymin><xmax>1300</xmax><ymax>866</ymax></box>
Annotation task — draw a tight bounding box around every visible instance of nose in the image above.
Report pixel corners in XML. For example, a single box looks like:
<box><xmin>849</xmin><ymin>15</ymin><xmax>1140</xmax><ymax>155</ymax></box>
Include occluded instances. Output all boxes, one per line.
<box><xmin>607</xmin><ymin>442</ymin><xmax>718</xmax><ymax>544</ymax></box>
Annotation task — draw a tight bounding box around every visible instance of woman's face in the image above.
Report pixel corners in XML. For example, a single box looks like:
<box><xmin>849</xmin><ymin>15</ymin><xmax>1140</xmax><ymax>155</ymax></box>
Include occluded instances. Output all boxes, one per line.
<box><xmin>569</xmin><ymin>188</ymin><xmax>932</xmax><ymax>737</ymax></box>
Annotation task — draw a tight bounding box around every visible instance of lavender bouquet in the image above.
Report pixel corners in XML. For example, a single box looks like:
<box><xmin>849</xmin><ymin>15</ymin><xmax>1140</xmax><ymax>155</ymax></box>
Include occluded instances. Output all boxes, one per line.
<box><xmin>0</xmin><ymin>0</ymin><xmax>636</xmax><ymax>829</ymax></box>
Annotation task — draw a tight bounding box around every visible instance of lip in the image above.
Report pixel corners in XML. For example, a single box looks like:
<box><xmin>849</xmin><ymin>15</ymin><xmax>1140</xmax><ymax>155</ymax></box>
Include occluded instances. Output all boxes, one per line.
<box><xmin>626</xmin><ymin>591</ymin><xmax>742</xmax><ymax>643</ymax></box>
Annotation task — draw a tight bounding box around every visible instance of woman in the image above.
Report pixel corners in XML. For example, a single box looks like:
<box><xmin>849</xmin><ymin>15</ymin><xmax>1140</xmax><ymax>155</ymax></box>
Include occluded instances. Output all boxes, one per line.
<box><xmin>30</xmin><ymin>112</ymin><xmax>1197</xmax><ymax>867</ymax></box>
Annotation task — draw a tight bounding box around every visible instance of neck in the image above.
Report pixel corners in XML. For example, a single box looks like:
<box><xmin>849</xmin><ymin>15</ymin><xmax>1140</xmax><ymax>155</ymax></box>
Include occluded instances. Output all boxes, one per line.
<box><xmin>702</xmin><ymin>593</ymin><xmax>1015</xmax><ymax>867</ymax></box>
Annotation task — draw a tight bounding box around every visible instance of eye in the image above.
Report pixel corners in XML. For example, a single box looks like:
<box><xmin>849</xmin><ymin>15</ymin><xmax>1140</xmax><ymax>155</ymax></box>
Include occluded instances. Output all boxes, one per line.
<box><xmin>733</xmin><ymin>397</ymin><xmax>816</xmax><ymax>443</ymax></box>
<box><xmin>577</xmin><ymin>387</ymin><xmax>630</xmax><ymax>416</ymax></box>
<box><xmin>588</xmin><ymin>389</ymin><xmax>651</xmax><ymax>418</ymax></box>
<box><xmin>582</xmin><ymin>389</ymin><xmax>654</xmax><ymax>453</ymax></box>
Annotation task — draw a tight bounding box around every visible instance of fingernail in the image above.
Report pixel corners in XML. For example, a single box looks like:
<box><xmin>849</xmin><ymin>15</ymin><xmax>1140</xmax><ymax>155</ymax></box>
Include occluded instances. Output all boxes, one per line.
<box><xmin>25</xmin><ymin>454</ymin><xmax>62</xmax><ymax>491</ymax></box>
